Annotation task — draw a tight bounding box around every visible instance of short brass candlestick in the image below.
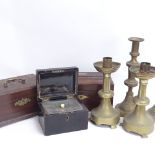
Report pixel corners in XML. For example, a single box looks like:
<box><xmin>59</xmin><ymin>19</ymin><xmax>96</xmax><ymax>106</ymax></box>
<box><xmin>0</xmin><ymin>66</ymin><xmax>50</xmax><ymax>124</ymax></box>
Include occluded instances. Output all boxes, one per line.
<box><xmin>91</xmin><ymin>57</ymin><xmax>121</xmax><ymax>128</ymax></box>
<box><xmin>123</xmin><ymin>62</ymin><xmax>155</xmax><ymax>137</ymax></box>
<box><xmin>116</xmin><ymin>37</ymin><xmax>144</xmax><ymax>117</ymax></box>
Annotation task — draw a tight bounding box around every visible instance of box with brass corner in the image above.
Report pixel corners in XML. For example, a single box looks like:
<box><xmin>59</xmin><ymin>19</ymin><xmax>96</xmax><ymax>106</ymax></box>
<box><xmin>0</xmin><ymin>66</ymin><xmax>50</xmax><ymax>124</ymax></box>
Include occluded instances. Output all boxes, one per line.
<box><xmin>122</xmin><ymin>62</ymin><xmax>155</xmax><ymax>137</ymax></box>
<box><xmin>36</xmin><ymin>67</ymin><xmax>88</xmax><ymax>135</ymax></box>
<box><xmin>91</xmin><ymin>57</ymin><xmax>121</xmax><ymax>128</ymax></box>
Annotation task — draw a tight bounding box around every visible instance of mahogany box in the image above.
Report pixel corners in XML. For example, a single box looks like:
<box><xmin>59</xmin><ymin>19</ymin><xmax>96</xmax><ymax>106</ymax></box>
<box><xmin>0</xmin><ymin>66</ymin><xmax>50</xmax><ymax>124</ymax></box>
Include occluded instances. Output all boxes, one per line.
<box><xmin>0</xmin><ymin>75</ymin><xmax>38</xmax><ymax>127</ymax></box>
<box><xmin>0</xmin><ymin>72</ymin><xmax>114</xmax><ymax>127</ymax></box>
<box><xmin>36</xmin><ymin>67</ymin><xmax>88</xmax><ymax>135</ymax></box>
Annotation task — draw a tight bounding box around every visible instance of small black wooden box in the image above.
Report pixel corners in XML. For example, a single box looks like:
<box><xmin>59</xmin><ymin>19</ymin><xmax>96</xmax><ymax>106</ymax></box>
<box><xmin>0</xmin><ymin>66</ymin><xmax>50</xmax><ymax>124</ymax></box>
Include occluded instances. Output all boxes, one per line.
<box><xmin>36</xmin><ymin>67</ymin><xmax>88</xmax><ymax>135</ymax></box>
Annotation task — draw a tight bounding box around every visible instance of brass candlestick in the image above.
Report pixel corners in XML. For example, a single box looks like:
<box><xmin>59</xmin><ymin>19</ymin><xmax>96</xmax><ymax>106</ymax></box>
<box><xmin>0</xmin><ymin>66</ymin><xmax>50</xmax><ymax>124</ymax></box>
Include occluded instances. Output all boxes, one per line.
<box><xmin>91</xmin><ymin>57</ymin><xmax>121</xmax><ymax>128</ymax></box>
<box><xmin>116</xmin><ymin>37</ymin><xmax>144</xmax><ymax>117</ymax></box>
<box><xmin>123</xmin><ymin>62</ymin><xmax>155</xmax><ymax>137</ymax></box>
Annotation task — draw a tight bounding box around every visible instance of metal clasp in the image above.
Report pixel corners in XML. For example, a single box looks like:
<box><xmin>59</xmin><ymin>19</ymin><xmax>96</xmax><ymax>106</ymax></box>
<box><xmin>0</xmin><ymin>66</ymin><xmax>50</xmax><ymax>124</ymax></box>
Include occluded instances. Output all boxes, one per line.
<box><xmin>14</xmin><ymin>98</ymin><xmax>31</xmax><ymax>107</ymax></box>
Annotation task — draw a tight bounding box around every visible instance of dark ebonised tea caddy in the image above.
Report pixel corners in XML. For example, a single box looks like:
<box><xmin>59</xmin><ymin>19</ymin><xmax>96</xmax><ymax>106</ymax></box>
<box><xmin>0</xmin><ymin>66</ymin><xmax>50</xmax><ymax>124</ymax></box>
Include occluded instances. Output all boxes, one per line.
<box><xmin>36</xmin><ymin>67</ymin><xmax>88</xmax><ymax>135</ymax></box>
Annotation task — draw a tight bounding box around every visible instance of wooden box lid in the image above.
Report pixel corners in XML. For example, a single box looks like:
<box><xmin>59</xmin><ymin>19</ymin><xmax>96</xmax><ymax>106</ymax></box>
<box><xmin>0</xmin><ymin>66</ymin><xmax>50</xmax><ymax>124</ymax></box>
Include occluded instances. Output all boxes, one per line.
<box><xmin>0</xmin><ymin>74</ymin><xmax>35</xmax><ymax>96</ymax></box>
<box><xmin>36</xmin><ymin>67</ymin><xmax>78</xmax><ymax>101</ymax></box>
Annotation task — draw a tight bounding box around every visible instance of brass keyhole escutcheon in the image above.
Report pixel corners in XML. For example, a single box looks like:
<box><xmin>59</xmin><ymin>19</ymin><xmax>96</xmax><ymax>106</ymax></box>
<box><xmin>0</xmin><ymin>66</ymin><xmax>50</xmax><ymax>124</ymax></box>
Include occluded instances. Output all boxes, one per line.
<box><xmin>65</xmin><ymin>115</ymin><xmax>70</xmax><ymax>121</ymax></box>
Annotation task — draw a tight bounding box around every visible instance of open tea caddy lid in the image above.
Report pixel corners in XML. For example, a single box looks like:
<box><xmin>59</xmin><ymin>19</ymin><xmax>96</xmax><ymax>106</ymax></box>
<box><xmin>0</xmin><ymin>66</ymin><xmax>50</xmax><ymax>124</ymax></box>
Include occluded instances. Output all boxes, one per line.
<box><xmin>36</xmin><ymin>67</ymin><xmax>78</xmax><ymax>102</ymax></box>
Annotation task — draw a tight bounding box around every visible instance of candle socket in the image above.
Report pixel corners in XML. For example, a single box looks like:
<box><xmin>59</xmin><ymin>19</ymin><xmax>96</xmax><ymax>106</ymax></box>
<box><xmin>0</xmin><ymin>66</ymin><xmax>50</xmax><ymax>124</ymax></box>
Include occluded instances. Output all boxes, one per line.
<box><xmin>103</xmin><ymin>57</ymin><xmax>112</xmax><ymax>68</ymax></box>
<box><xmin>140</xmin><ymin>62</ymin><xmax>150</xmax><ymax>72</ymax></box>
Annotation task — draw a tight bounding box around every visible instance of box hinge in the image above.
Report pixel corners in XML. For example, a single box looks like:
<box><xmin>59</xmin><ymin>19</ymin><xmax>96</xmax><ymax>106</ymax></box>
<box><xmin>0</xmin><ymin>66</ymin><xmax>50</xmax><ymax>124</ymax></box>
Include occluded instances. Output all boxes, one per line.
<box><xmin>67</xmin><ymin>94</ymin><xmax>74</xmax><ymax>99</ymax></box>
<box><xmin>39</xmin><ymin>96</ymin><xmax>50</xmax><ymax>102</ymax></box>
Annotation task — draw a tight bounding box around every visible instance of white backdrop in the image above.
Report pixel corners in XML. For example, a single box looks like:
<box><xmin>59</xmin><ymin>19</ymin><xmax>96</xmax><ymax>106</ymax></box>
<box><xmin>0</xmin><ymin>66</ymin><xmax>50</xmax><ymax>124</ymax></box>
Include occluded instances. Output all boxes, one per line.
<box><xmin>0</xmin><ymin>1</ymin><xmax>155</xmax><ymax>155</ymax></box>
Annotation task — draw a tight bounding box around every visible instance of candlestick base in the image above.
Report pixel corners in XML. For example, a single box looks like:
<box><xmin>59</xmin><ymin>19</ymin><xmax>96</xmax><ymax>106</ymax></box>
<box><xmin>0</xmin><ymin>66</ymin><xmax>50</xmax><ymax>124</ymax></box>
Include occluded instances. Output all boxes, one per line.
<box><xmin>123</xmin><ymin>106</ymin><xmax>154</xmax><ymax>137</ymax></box>
<box><xmin>91</xmin><ymin>102</ymin><xmax>120</xmax><ymax>128</ymax></box>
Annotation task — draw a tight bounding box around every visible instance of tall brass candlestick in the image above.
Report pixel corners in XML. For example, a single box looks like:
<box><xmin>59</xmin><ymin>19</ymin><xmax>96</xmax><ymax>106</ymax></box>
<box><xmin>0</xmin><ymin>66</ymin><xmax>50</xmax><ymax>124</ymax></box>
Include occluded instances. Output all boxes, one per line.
<box><xmin>91</xmin><ymin>57</ymin><xmax>121</xmax><ymax>128</ymax></box>
<box><xmin>116</xmin><ymin>37</ymin><xmax>144</xmax><ymax>117</ymax></box>
<box><xmin>123</xmin><ymin>62</ymin><xmax>155</xmax><ymax>137</ymax></box>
